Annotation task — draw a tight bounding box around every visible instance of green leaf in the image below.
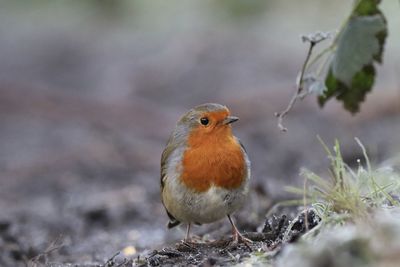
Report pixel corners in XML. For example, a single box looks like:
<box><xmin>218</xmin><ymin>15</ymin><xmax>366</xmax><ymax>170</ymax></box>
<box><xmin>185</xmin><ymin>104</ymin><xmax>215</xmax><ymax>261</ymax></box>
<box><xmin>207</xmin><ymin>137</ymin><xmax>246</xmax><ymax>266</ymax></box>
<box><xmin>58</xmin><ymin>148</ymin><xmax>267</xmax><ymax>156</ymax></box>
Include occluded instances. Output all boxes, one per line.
<box><xmin>319</xmin><ymin>0</ymin><xmax>387</xmax><ymax>113</ymax></box>
<box><xmin>332</xmin><ymin>15</ymin><xmax>385</xmax><ymax>87</ymax></box>
<box><xmin>353</xmin><ymin>0</ymin><xmax>380</xmax><ymax>16</ymax></box>
<box><xmin>319</xmin><ymin>66</ymin><xmax>375</xmax><ymax>113</ymax></box>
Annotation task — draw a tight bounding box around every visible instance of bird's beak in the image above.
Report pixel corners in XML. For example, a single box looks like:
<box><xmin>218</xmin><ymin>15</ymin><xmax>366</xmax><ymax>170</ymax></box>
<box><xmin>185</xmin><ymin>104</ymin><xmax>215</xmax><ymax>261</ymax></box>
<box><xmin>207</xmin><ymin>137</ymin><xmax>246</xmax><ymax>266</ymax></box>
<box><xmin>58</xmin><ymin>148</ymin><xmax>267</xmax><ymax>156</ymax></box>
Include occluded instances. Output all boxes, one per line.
<box><xmin>223</xmin><ymin>116</ymin><xmax>239</xmax><ymax>125</ymax></box>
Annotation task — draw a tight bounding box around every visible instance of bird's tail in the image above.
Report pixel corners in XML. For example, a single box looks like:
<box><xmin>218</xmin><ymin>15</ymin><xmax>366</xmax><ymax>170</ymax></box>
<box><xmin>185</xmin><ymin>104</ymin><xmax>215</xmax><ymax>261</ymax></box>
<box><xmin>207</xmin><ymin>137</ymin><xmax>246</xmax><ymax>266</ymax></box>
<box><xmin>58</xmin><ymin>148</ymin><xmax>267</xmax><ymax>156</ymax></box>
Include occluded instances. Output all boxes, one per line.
<box><xmin>167</xmin><ymin>219</ymin><xmax>181</xmax><ymax>229</ymax></box>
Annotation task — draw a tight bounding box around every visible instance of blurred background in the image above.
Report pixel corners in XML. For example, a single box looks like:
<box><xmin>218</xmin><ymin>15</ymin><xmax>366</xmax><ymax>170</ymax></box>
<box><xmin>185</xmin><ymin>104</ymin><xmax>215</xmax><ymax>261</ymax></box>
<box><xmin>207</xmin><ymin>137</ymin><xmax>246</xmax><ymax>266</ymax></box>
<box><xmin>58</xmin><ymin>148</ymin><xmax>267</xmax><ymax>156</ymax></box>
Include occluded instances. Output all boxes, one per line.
<box><xmin>0</xmin><ymin>0</ymin><xmax>399</xmax><ymax>265</ymax></box>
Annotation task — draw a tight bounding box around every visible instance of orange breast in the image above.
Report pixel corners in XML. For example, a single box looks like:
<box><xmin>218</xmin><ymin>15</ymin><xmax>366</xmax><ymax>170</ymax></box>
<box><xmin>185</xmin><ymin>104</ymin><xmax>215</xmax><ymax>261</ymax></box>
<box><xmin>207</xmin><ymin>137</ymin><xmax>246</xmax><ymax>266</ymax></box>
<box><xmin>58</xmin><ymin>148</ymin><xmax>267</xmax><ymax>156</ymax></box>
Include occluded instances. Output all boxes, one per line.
<box><xmin>180</xmin><ymin>128</ymin><xmax>246</xmax><ymax>192</ymax></box>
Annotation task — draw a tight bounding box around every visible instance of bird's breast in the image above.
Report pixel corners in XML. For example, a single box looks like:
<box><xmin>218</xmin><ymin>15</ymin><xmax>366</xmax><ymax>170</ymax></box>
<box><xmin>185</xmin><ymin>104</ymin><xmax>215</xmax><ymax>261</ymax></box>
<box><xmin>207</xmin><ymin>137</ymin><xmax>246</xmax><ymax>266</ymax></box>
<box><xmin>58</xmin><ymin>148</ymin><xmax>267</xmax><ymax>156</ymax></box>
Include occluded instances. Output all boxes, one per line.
<box><xmin>180</xmin><ymin>132</ymin><xmax>246</xmax><ymax>193</ymax></box>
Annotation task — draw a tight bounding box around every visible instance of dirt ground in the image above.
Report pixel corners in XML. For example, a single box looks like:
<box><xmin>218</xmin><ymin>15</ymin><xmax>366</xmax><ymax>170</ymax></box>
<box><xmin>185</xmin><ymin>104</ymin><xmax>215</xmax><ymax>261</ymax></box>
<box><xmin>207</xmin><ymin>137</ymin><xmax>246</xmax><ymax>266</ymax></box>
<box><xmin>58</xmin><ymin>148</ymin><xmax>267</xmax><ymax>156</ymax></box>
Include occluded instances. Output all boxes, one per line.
<box><xmin>0</xmin><ymin>85</ymin><xmax>399</xmax><ymax>266</ymax></box>
<box><xmin>138</xmin><ymin>209</ymin><xmax>320</xmax><ymax>267</ymax></box>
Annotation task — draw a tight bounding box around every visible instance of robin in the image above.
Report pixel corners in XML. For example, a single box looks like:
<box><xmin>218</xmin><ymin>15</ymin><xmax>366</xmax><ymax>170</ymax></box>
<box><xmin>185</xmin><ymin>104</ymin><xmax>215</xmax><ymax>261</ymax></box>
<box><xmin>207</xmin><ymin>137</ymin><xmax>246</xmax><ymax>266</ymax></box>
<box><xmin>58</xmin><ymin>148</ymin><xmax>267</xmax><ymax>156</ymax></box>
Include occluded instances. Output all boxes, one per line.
<box><xmin>160</xmin><ymin>103</ymin><xmax>251</xmax><ymax>243</ymax></box>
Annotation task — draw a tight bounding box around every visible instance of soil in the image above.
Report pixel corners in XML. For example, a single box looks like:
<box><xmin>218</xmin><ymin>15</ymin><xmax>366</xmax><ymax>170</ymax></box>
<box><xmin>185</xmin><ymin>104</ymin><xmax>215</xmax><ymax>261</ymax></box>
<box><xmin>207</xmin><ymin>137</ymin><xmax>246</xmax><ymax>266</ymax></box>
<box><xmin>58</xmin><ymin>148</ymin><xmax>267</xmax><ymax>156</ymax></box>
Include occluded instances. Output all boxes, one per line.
<box><xmin>0</xmin><ymin>205</ymin><xmax>320</xmax><ymax>267</ymax></box>
<box><xmin>0</xmin><ymin>86</ymin><xmax>399</xmax><ymax>266</ymax></box>
<box><xmin>140</xmin><ymin>209</ymin><xmax>320</xmax><ymax>267</ymax></box>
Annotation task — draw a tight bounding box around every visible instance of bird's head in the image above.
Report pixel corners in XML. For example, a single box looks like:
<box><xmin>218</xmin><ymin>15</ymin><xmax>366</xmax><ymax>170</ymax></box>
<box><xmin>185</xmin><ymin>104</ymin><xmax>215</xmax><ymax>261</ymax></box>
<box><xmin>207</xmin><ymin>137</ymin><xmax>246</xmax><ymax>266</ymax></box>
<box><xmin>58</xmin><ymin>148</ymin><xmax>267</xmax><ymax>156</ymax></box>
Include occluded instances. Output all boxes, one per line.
<box><xmin>179</xmin><ymin>103</ymin><xmax>239</xmax><ymax>136</ymax></box>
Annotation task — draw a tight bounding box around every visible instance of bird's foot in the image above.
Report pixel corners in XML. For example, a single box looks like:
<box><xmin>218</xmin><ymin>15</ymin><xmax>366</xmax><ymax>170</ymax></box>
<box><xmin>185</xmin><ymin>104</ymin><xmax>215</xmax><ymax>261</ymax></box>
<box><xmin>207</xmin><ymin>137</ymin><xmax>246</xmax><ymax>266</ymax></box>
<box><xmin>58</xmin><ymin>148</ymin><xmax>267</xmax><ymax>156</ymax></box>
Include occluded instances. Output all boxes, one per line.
<box><xmin>231</xmin><ymin>230</ymin><xmax>253</xmax><ymax>250</ymax></box>
<box><xmin>183</xmin><ymin>234</ymin><xmax>202</xmax><ymax>244</ymax></box>
<box><xmin>181</xmin><ymin>239</ymin><xmax>195</xmax><ymax>247</ymax></box>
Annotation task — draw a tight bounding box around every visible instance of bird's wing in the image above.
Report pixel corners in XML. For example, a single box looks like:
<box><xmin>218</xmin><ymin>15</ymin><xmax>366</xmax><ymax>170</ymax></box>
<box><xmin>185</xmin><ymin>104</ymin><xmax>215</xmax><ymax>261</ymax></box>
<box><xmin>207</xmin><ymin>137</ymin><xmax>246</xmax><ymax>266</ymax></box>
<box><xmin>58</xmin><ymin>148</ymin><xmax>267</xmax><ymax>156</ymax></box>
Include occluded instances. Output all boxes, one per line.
<box><xmin>237</xmin><ymin>138</ymin><xmax>247</xmax><ymax>153</ymax></box>
<box><xmin>236</xmin><ymin>137</ymin><xmax>251</xmax><ymax>176</ymax></box>
<box><xmin>160</xmin><ymin>136</ymin><xmax>181</xmax><ymax>228</ymax></box>
<box><xmin>166</xmin><ymin>211</ymin><xmax>181</xmax><ymax>228</ymax></box>
<box><xmin>160</xmin><ymin>135</ymin><xmax>176</xmax><ymax>190</ymax></box>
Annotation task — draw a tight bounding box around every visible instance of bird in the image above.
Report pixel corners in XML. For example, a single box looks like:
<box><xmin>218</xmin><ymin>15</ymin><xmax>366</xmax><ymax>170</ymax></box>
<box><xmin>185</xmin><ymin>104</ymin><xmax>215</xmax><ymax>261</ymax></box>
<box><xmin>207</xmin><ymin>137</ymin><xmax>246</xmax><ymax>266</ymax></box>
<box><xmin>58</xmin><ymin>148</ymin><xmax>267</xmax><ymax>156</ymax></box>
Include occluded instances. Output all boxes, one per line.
<box><xmin>160</xmin><ymin>103</ymin><xmax>251</xmax><ymax>244</ymax></box>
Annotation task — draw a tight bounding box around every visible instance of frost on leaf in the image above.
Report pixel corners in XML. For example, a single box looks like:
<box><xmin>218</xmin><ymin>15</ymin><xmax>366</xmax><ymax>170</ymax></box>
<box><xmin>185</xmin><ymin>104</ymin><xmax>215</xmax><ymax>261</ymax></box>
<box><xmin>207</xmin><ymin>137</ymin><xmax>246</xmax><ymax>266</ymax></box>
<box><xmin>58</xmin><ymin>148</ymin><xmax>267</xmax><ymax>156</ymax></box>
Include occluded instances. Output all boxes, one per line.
<box><xmin>319</xmin><ymin>0</ymin><xmax>387</xmax><ymax>113</ymax></box>
<box><xmin>301</xmin><ymin>74</ymin><xmax>327</xmax><ymax>95</ymax></box>
<box><xmin>332</xmin><ymin>15</ymin><xmax>385</xmax><ymax>87</ymax></box>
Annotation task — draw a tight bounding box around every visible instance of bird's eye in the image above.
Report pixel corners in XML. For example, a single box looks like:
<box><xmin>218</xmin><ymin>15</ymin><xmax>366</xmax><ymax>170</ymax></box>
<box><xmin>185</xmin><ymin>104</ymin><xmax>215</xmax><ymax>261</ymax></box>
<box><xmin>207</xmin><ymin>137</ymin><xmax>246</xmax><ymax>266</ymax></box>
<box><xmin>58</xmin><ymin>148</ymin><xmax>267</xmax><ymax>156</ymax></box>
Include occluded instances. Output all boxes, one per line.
<box><xmin>200</xmin><ymin>117</ymin><xmax>209</xmax><ymax>126</ymax></box>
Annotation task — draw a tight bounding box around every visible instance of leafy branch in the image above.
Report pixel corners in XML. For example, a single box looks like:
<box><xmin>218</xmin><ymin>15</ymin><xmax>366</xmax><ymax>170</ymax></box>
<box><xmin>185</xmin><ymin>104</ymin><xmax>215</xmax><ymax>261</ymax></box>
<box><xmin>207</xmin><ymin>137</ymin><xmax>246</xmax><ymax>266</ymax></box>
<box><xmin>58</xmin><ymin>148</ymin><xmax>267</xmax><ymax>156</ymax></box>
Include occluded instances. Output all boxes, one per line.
<box><xmin>275</xmin><ymin>0</ymin><xmax>388</xmax><ymax>132</ymax></box>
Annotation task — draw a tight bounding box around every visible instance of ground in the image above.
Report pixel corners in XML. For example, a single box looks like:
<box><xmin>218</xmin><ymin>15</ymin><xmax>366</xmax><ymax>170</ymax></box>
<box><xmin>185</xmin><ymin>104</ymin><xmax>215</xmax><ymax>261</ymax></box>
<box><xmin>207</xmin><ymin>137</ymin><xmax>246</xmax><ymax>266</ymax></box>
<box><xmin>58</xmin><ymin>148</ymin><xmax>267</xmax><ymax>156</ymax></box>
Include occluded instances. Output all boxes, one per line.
<box><xmin>0</xmin><ymin>86</ymin><xmax>399</xmax><ymax>266</ymax></box>
<box><xmin>0</xmin><ymin>203</ymin><xmax>319</xmax><ymax>266</ymax></box>
<box><xmin>0</xmin><ymin>2</ymin><xmax>399</xmax><ymax>265</ymax></box>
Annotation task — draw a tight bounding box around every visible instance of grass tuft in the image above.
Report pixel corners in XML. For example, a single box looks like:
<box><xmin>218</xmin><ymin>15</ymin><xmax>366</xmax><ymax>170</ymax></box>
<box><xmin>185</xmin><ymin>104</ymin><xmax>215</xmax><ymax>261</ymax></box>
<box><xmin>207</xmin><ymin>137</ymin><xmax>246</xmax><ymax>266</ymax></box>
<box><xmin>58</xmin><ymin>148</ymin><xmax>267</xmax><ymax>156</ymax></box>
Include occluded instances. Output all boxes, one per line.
<box><xmin>286</xmin><ymin>137</ymin><xmax>400</xmax><ymax>224</ymax></box>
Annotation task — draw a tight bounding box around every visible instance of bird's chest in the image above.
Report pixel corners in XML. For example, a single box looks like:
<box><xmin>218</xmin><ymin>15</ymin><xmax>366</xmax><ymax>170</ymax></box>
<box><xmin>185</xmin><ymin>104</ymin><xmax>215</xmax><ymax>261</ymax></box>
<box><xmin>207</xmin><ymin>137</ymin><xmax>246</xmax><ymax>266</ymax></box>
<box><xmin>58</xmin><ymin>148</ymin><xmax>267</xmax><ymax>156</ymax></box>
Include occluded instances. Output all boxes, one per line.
<box><xmin>180</xmin><ymin>136</ymin><xmax>246</xmax><ymax>192</ymax></box>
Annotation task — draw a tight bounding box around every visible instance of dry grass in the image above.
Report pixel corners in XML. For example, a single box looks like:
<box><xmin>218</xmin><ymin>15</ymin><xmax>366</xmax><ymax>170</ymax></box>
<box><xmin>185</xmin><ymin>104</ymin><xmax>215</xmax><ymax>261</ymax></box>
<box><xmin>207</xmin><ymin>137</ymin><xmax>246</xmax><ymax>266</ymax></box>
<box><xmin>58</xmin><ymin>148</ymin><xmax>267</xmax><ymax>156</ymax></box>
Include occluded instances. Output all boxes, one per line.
<box><xmin>286</xmin><ymin>137</ymin><xmax>400</xmax><ymax>225</ymax></box>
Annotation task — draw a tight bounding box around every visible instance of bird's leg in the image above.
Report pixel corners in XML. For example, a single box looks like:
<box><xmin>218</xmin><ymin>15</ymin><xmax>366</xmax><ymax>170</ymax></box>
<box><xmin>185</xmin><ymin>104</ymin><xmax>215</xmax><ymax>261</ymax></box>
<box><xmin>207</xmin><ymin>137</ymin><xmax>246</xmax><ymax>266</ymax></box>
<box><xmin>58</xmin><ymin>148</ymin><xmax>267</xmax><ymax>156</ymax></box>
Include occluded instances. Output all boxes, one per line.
<box><xmin>184</xmin><ymin>223</ymin><xmax>192</xmax><ymax>242</ymax></box>
<box><xmin>227</xmin><ymin>215</ymin><xmax>252</xmax><ymax>246</ymax></box>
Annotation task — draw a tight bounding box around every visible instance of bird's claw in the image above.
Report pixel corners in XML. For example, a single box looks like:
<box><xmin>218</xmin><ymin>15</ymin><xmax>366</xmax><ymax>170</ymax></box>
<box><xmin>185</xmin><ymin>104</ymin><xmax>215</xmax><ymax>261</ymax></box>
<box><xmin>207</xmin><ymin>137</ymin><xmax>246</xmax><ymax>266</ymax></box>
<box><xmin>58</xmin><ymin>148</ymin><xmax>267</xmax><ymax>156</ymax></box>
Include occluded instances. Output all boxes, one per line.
<box><xmin>231</xmin><ymin>232</ymin><xmax>253</xmax><ymax>250</ymax></box>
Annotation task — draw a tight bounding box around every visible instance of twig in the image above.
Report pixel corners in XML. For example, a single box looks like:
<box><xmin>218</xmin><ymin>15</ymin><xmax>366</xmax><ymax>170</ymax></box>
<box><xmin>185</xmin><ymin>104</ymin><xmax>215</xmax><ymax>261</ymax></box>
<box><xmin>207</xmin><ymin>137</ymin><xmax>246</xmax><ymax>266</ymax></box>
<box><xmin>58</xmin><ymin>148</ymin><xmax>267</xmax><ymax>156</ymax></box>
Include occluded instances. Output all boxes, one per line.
<box><xmin>103</xmin><ymin>251</ymin><xmax>121</xmax><ymax>267</ymax></box>
<box><xmin>275</xmin><ymin>41</ymin><xmax>316</xmax><ymax>132</ymax></box>
<box><xmin>307</xmin><ymin>45</ymin><xmax>333</xmax><ymax>69</ymax></box>
<box><xmin>29</xmin><ymin>236</ymin><xmax>64</xmax><ymax>267</ymax></box>
<box><xmin>116</xmin><ymin>259</ymin><xmax>133</xmax><ymax>267</ymax></box>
